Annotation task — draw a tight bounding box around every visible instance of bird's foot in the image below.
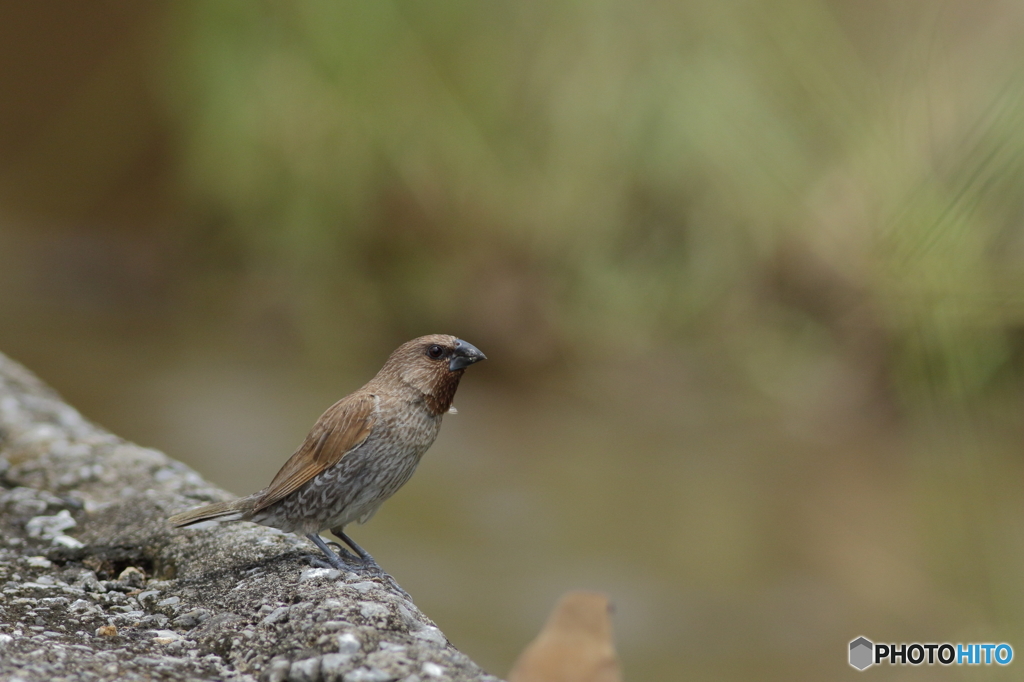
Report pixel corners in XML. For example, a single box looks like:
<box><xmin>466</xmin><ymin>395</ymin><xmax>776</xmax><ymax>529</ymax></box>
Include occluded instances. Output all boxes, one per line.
<box><xmin>306</xmin><ymin>551</ymin><xmax>355</xmax><ymax>571</ymax></box>
<box><xmin>353</xmin><ymin>556</ymin><xmax>412</xmax><ymax>600</ymax></box>
<box><xmin>374</xmin><ymin>570</ymin><xmax>412</xmax><ymax>602</ymax></box>
<box><xmin>306</xmin><ymin>534</ymin><xmax>359</xmax><ymax>571</ymax></box>
<box><xmin>325</xmin><ymin>540</ymin><xmax>361</xmax><ymax>563</ymax></box>
<box><xmin>330</xmin><ymin>529</ymin><xmax>413</xmax><ymax>601</ymax></box>
<box><xmin>355</xmin><ymin>555</ymin><xmax>384</xmax><ymax>574</ymax></box>
<box><xmin>306</xmin><ymin>555</ymin><xmax>338</xmax><ymax>570</ymax></box>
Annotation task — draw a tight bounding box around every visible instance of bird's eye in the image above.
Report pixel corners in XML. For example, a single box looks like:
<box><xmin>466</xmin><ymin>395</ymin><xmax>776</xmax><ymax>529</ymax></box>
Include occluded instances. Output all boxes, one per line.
<box><xmin>426</xmin><ymin>344</ymin><xmax>445</xmax><ymax>359</ymax></box>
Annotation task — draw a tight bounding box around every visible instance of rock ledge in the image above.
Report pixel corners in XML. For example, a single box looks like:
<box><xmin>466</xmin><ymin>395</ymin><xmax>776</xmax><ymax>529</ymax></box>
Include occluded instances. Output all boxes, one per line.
<box><xmin>0</xmin><ymin>351</ymin><xmax>499</xmax><ymax>682</ymax></box>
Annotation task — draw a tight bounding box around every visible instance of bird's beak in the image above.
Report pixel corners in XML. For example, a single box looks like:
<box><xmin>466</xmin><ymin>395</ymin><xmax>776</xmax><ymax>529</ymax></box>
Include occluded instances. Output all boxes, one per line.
<box><xmin>449</xmin><ymin>339</ymin><xmax>487</xmax><ymax>371</ymax></box>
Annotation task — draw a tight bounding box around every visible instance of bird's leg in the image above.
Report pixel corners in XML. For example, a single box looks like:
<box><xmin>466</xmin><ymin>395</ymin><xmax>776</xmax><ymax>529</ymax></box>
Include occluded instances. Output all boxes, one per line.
<box><xmin>306</xmin><ymin>533</ymin><xmax>359</xmax><ymax>570</ymax></box>
<box><xmin>330</xmin><ymin>528</ymin><xmax>380</xmax><ymax>569</ymax></box>
<box><xmin>330</xmin><ymin>527</ymin><xmax>412</xmax><ymax>601</ymax></box>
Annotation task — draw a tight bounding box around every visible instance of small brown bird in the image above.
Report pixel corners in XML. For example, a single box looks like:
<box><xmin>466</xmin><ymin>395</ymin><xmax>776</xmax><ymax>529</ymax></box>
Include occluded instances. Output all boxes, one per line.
<box><xmin>168</xmin><ymin>334</ymin><xmax>485</xmax><ymax>574</ymax></box>
<box><xmin>508</xmin><ymin>591</ymin><xmax>622</xmax><ymax>682</ymax></box>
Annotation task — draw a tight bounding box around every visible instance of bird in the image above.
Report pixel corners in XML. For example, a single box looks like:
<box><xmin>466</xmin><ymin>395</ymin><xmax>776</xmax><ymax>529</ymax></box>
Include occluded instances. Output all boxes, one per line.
<box><xmin>168</xmin><ymin>334</ymin><xmax>486</xmax><ymax>576</ymax></box>
<box><xmin>508</xmin><ymin>591</ymin><xmax>622</xmax><ymax>682</ymax></box>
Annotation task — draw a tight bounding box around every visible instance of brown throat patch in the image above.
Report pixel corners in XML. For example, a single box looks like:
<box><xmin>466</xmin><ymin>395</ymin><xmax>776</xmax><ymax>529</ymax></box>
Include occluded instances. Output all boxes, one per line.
<box><xmin>423</xmin><ymin>370</ymin><xmax>463</xmax><ymax>416</ymax></box>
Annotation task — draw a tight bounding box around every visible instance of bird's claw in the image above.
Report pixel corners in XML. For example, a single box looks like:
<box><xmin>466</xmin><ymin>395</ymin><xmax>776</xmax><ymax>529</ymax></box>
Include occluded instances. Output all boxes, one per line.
<box><xmin>377</xmin><ymin>572</ymin><xmax>412</xmax><ymax>601</ymax></box>
<box><xmin>324</xmin><ymin>542</ymin><xmax>362</xmax><ymax>564</ymax></box>
<box><xmin>309</xmin><ymin>552</ymin><xmax>410</xmax><ymax>599</ymax></box>
<box><xmin>326</xmin><ymin>530</ymin><xmax>413</xmax><ymax>600</ymax></box>
<box><xmin>357</xmin><ymin>558</ymin><xmax>384</xmax><ymax>574</ymax></box>
<box><xmin>306</xmin><ymin>555</ymin><xmax>338</xmax><ymax>570</ymax></box>
<box><xmin>306</xmin><ymin>533</ymin><xmax>360</xmax><ymax>570</ymax></box>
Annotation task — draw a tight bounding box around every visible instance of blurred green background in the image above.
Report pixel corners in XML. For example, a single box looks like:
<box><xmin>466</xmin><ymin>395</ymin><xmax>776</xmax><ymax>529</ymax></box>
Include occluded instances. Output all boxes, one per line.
<box><xmin>3</xmin><ymin>1</ymin><xmax>1024</xmax><ymax>679</ymax></box>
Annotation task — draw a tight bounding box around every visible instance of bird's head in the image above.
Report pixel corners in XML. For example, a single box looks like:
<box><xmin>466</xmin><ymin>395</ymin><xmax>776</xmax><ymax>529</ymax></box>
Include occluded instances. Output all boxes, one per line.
<box><xmin>375</xmin><ymin>334</ymin><xmax>486</xmax><ymax>414</ymax></box>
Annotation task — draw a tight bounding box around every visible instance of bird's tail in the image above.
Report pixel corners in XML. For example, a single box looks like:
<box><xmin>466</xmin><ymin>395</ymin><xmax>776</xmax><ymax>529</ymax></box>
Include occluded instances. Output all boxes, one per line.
<box><xmin>168</xmin><ymin>497</ymin><xmax>254</xmax><ymax>527</ymax></box>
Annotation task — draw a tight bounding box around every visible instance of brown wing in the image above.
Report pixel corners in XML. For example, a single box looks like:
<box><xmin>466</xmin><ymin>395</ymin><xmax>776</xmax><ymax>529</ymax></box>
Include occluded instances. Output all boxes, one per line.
<box><xmin>253</xmin><ymin>393</ymin><xmax>377</xmax><ymax>513</ymax></box>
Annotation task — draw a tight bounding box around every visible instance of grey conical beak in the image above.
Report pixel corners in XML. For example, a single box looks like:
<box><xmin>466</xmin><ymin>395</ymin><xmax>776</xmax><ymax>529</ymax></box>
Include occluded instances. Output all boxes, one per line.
<box><xmin>449</xmin><ymin>339</ymin><xmax>487</xmax><ymax>371</ymax></box>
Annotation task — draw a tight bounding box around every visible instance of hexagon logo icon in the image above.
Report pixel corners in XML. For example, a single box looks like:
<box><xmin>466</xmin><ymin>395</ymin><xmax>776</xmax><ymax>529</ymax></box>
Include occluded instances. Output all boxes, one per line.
<box><xmin>849</xmin><ymin>637</ymin><xmax>874</xmax><ymax>670</ymax></box>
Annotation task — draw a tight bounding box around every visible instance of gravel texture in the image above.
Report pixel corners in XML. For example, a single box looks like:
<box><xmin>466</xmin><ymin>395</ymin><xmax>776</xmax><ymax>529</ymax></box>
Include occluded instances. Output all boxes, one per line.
<box><xmin>0</xmin><ymin>351</ymin><xmax>501</xmax><ymax>682</ymax></box>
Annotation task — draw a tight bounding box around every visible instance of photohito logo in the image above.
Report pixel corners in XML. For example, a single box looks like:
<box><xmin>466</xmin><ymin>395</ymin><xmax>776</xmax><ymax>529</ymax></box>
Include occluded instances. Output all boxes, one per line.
<box><xmin>849</xmin><ymin>637</ymin><xmax>1013</xmax><ymax>670</ymax></box>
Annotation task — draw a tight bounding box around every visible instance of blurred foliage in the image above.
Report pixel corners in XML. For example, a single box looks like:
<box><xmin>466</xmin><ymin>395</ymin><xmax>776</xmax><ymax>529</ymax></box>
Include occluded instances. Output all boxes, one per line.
<box><xmin>6</xmin><ymin>2</ymin><xmax>1024</xmax><ymax>404</ymax></box>
<box><xmin>154</xmin><ymin>0</ymin><xmax>1024</xmax><ymax>404</ymax></box>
